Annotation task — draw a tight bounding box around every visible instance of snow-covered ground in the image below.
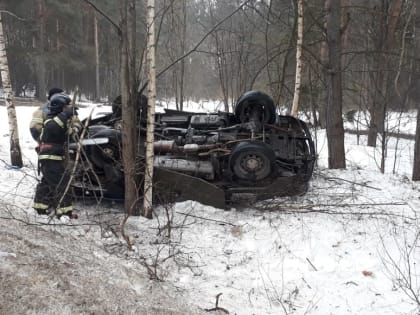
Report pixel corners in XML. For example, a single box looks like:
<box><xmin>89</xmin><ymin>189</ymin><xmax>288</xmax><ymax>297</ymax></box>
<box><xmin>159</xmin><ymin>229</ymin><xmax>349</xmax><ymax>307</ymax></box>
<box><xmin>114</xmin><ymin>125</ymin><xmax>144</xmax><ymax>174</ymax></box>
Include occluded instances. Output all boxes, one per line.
<box><xmin>1</xmin><ymin>102</ymin><xmax>420</xmax><ymax>314</ymax></box>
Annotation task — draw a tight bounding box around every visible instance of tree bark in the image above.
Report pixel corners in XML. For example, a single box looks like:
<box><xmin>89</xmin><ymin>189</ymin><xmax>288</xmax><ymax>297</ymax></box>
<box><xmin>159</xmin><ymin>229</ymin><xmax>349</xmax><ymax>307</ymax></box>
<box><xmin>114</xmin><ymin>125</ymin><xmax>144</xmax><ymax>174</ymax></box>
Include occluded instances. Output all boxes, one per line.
<box><xmin>412</xmin><ymin>13</ymin><xmax>420</xmax><ymax>181</ymax></box>
<box><xmin>35</xmin><ymin>0</ymin><xmax>46</xmax><ymax>101</ymax></box>
<box><xmin>413</xmin><ymin>105</ymin><xmax>420</xmax><ymax>180</ymax></box>
<box><xmin>179</xmin><ymin>0</ymin><xmax>186</xmax><ymax>111</ymax></box>
<box><xmin>318</xmin><ymin>0</ymin><xmax>330</xmax><ymax>129</ymax></box>
<box><xmin>143</xmin><ymin>0</ymin><xmax>156</xmax><ymax>219</ymax></box>
<box><xmin>367</xmin><ymin>0</ymin><xmax>403</xmax><ymax>147</ymax></box>
<box><xmin>325</xmin><ymin>0</ymin><xmax>345</xmax><ymax>169</ymax></box>
<box><xmin>291</xmin><ymin>0</ymin><xmax>303</xmax><ymax>117</ymax></box>
<box><xmin>129</xmin><ymin>0</ymin><xmax>136</xmax><ymax>96</ymax></box>
<box><xmin>120</xmin><ymin>0</ymin><xmax>138</xmax><ymax>215</ymax></box>
<box><xmin>94</xmin><ymin>13</ymin><xmax>100</xmax><ymax>101</ymax></box>
<box><xmin>0</xmin><ymin>12</ymin><xmax>23</xmax><ymax>168</ymax></box>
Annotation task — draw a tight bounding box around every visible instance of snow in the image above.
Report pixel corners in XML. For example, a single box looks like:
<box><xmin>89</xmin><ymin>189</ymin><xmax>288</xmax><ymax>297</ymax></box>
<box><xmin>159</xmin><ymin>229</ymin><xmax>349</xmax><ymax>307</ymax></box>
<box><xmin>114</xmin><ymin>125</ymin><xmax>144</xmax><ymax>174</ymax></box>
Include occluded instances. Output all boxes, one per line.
<box><xmin>1</xmin><ymin>102</ymin><xmax>420</xmax><ymax>314</ymax></box>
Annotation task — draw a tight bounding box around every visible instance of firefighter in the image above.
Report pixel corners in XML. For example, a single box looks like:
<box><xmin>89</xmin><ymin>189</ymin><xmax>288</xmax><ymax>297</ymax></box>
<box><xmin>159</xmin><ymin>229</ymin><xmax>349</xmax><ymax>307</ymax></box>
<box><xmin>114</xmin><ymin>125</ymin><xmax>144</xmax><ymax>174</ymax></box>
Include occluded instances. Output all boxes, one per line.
<box><xmin>30</xmin><ymin>87</ymin><xmax>64</xmax><ymax>143</ymax></box>
<box><xmin>33</xmin><ymin>93</ymin><xmax>79</xmax><ymax>218</ymax></box>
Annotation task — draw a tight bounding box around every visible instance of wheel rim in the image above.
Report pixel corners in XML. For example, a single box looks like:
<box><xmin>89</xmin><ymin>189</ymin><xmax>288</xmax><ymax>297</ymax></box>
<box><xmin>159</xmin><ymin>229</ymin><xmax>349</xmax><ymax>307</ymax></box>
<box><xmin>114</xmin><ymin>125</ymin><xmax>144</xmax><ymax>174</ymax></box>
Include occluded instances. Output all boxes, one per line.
<box><xmin>233</xmin><ymin>151</ymin><xmax>271</xmax><ymax>181</ymax></box>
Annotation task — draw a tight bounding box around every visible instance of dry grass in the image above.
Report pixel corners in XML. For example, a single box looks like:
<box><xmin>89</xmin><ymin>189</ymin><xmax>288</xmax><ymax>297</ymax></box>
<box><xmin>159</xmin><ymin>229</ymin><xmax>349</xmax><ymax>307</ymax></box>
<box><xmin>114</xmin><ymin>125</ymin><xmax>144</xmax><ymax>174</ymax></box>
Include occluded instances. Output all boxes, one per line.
<box><xmin>0</xmin><ymin>207</ymin><xmax>204</xmax><ymax>315</ymax></box>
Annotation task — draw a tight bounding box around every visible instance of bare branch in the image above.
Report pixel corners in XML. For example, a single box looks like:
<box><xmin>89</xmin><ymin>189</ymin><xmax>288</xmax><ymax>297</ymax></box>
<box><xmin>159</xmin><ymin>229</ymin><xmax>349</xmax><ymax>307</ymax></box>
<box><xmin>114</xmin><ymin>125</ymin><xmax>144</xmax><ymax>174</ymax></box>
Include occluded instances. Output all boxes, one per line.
<box><xmin>306</xmin><ymin>258</ymin><xmax>318</xmax><ymax>271</ymax></box>
<box><xmin>56</xmin><ymin>109</ymin><xmax>95</xmax><ymax>214</ymax></box>
<box><xmin>205</xmin><ymin>293</ymin><xmax>229</xmax><ymax>314</ymax></box>
<box><xmin>80</xmin><ymin>0</ymin><xmax>121</xmax><ymax>35</ymax></box>
<box><xmin>176</xmin><ymin>211</ymin><xmax>236</xmax><ymax>226</ymax></box>
<box><xmin>139</xmin><ymin>0</ymin><xmax>253</xmax><ymax>93</ymax></box>
<box><xmin>0</xmin><ymin>10</ymin><xmax>25</xmax><ymax>21</ymax></box>
<box><xmin>315</xmin><ymin>173</ymin><xmax>381</xmax><ymax>190</ymax></box>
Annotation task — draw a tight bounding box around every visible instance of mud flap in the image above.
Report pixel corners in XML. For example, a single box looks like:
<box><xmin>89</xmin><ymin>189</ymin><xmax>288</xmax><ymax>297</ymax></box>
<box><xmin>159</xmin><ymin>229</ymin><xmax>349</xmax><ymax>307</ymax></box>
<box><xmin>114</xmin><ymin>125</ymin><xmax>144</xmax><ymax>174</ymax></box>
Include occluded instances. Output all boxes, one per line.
<box><xmin>153</xmin><ymin>167</ymin><xmax>226</xmax><ymax>209</ymax></box>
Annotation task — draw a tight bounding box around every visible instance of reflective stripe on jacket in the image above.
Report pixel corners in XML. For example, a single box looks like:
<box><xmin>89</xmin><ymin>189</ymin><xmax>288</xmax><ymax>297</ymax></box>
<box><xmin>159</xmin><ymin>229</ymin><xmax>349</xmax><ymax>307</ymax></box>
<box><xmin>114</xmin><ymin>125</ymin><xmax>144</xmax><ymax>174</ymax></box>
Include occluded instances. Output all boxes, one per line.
<box><xmin>38</xmin><ymin>154</ymin><xmax>64</xmax><ymax>161</ymax></box>
<box><xmin>56</xmin><ymin>205</ymin><xmax>73</xmax><ymax>214</ymax></box>
<box><xmin>39</xmin><ymin>113</ymin><xmax>69</xmax><ymax>158</ymax></box>
<box><xmin>33</xmin><ymin>202</ymin><xmax>49</xmax><ymax>210</ymax></box>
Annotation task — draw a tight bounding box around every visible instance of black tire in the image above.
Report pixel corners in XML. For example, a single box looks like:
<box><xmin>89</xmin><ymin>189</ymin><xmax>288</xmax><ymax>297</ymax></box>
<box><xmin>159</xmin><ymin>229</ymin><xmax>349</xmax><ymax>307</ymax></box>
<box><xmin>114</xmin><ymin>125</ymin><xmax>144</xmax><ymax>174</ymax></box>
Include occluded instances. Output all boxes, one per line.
<box><xmin>88</xmin><ymin>129</ymin><xmax>122</xmax><ymax>169</ymax></box>
<box><xmin>229</xmin><ymin>141</ymin><xmax>276</xmax><ymax>185</ymax></box>
<box><xmin>234</xmin><ymin>91</ymin><xmax>276</xmax><ymax>124</ymax></box>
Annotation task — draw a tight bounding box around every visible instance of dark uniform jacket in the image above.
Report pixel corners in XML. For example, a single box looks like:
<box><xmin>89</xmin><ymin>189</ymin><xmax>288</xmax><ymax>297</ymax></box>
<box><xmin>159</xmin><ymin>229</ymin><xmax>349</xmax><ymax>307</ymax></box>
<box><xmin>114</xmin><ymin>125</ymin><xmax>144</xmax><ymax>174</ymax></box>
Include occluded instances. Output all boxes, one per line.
<box><xmin>30</xmin><ymin>104</ymin><xmax>82</xmax><ymax>144</ymax></box>
<box><xmin>38</xmin><ymin>111</ymin><xmax>75</xmax><ymax>160</ymax></box>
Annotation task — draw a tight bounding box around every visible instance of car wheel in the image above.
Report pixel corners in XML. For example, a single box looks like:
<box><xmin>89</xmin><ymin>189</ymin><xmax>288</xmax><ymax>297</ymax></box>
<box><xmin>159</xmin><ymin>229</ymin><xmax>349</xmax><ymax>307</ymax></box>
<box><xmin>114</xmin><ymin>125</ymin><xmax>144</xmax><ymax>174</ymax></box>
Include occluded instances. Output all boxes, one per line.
<box><xmin>229</xmin><ymin>141</ymin><xmax>276</xmax><ymax>184</ymax></box>
<box><xmin>234</xmin><ymin>90</ymin><xmax>276</xmax><ymax>125</ymax></box>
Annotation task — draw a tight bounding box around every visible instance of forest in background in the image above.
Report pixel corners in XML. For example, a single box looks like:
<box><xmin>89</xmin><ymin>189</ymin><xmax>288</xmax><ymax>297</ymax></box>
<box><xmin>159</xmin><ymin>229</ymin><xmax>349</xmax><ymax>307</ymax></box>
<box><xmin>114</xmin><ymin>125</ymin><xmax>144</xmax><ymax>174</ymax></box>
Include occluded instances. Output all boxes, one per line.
<box><xmin>2</xmin><ymin>0</ymin><xmax>420</xmax><ymax>189</ymax></box>
<box><xmin>2</xmin><ymin>0</ymin><xmax>418</xmax><ymax>113</ymax></box>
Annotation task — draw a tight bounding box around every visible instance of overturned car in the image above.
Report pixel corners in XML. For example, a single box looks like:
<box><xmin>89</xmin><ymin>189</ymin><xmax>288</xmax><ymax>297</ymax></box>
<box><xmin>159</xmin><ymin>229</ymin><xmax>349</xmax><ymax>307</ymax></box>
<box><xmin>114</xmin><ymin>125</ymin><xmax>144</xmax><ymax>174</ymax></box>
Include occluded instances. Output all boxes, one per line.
<box><xmin>70</xmin><ymin>91</ymin><xmax>316</xmax><ymax>208</ymax></box>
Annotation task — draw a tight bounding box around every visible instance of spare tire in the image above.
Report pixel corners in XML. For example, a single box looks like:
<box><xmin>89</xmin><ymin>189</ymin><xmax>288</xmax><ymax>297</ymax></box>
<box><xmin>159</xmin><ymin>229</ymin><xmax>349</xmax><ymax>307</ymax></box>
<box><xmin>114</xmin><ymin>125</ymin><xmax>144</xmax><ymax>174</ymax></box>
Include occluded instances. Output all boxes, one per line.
<box><xmin>234</xmin><ymin>91</ymin><xmax>276</xmax><ymax>124</ymax></box>
<box><xmin>229</xmin><ymin>141</ymin><xmax>276</xmax><ymax>184</ymax></box>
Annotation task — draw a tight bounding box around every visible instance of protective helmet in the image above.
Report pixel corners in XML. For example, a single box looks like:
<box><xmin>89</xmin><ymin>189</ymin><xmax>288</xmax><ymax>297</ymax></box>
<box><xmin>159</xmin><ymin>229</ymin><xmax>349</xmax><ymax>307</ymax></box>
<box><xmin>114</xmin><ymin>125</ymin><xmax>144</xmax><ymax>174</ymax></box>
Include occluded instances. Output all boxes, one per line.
<box><xmin>48</xmin><ymin>93</ymin><xmax>71</xmax><ymax>114</ymax></box>
<box><xmin>47</xmin><ymin>87</ymin><xmax>64</xmax><ymax>100</ymax></box>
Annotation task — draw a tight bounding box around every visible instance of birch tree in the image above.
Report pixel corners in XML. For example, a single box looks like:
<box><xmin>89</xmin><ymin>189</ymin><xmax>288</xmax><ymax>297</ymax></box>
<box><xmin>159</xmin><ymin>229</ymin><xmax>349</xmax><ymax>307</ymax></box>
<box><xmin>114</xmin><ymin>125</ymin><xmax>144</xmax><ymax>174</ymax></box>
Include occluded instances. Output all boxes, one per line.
<box><xmin>0</xmin><ymin>11</ymin><xmax>23</xmax><ymax>168</ymax></box>
<box><xmin>291</xmin><ymin>0</ymin><xmax>303</xmax><ymax>117</ymax></box>
<box><xmin>143</xmin><ymin>0</ymin><xmax>156</xmax><ymax>219</ymax></box>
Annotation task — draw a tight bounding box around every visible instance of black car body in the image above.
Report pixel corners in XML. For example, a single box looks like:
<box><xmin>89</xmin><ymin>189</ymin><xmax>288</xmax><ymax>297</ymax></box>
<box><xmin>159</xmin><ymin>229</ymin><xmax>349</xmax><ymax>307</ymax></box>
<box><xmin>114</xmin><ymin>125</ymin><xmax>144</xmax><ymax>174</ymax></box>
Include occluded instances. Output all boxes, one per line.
<box><xmin>70</xmin><ymin>91</ymin><xmax>316</xmax><ymax>208</ymax></box>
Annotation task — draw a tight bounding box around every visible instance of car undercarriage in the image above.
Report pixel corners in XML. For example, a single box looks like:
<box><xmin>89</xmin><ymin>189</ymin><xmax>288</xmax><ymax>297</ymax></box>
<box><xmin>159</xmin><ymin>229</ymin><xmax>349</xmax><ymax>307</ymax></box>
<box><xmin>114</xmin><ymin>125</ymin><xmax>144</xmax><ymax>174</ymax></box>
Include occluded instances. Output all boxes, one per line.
<box><xmin>69</xmin><ymin>91</ymin><xmax>316</xmax><ymax>208</ymax></box>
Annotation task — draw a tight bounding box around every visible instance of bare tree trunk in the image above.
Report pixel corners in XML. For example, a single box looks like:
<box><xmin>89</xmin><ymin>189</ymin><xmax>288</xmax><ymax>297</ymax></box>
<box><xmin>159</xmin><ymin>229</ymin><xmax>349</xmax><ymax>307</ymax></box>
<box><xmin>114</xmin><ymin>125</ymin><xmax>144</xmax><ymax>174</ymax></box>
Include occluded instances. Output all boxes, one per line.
<box><xmin>35</xmin><ymin>0</ymin><xmax>46</xmax><ymax>101</ymax></box>
<box><xmin>94</xmin><ymin>13</ymin><xmax>100</xmax><ymax>101</ymax></box>
<box><xmin>129</xmin><ymin>0</ymin><xmax>136</xmax><ymax>96</ymax></box>
<box><xmin>168</xmin><ymin>0</ymin><xmax>187</xmax><ymax>111</ymax></box>
<box><xmin>212</xmin><ymin>29</ymin><xmax>230</xmax><ymax>113</ymax></box>
<box><xmin>367</xmin><ymin>0</ymin><xmax>403</xmax><ymax>147</ymax></box>
<box><xmin>412</xmin><ymin>13</ymin><xmax>420</xmax><ymax>181</ymax></box>
<box><xmin>325</xmin><ymin>0</ymin><xmax>345</xmax><ymax>169</ymax></box>
<box><xmin>179</xmin><ymin>0</ymin><xmax>187</xmax><ymax>111</ymax></box>
<box><xmin>0</xmin><ymin>12</ymin><xmax>23</xmax><ymax>168</ymax></box>
<box><xmin>318</xmin><ymin>0</ymin><xmax>330</xmax><ymax>129</ymax></box>
<box><xmin>291</xmin><ymin>0</ymin><xmax>303</xmax><ymax>117</ymax></box>
<box><xmin>143</xmin><ymin>0</ymin><xmax>156</xmax><ymax>219</ymax></box>
<box><xmin>413</xmin><ymin>106</ymin><xmax>420</xmax><ymax>180</ymax></box>
<box><xmin>56</xmin><ymin>19</ymin><xmax>60</xmax><ymax>50</ymax></box>
<box><xmin>120</xmin><ymin>0</ymin><xmax>138</xmax><ymax>215</ymax></box>
<box><xmin>367</xmin><ymin>55</ymin><xmax>388</xmax><ymax>147</ymax></box>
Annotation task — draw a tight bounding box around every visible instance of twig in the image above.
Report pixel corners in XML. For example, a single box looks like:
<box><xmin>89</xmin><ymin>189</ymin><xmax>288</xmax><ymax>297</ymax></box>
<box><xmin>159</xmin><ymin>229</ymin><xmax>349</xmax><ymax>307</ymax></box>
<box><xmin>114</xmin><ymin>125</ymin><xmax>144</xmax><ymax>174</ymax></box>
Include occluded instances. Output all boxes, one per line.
<box><xmin>80</xmin><ymin>0</ymin><xmax>121</xmax><ymax>35</ymax></box>
<box><xmin>120</xmin><ymin>213</ymin><xmax>133</xmax><ymax>251</ymax></box>
<box><xmin>139</xmin><ymin>0</ymin><xmax>253</xmax><ymax>93</ymax></box>
<box><xmin>0</xmin><ymin>10</ymin><xmax>26</xmax><ymax>21</ymax></box>
<box><xmin>205</xmin><ymin>293</ymin><xmax>229</xmax><ymax>314</ymax></box>
<box><xmin>260</xmin><ymin>207</ymin><xmax>414</xmax><ymax>220</ymax></box>
<box><xmin>306</xmin><ymin>258</ymin><xmax>318</xmax><ymax>271</ymax></box>
<box><xmin>57</xmin><ymin>109</ymin><xmax>94</xmax><ymax>211</ymax></box>
<box><xmin>316</xmin><ymin>173</ymin><xmax>381</xmax><ymax>190</ymax></box>
<box><xmin>345</xmin><ymin>281</ymin><xmax>359</xmax><ymax>286</ymax></box>
<box><xmin>260</xmin><ymin>202</ymin><xmax>407</xmax><ymax>208</ymax></box>
<box><xmin>176</xmin><ymin>211</ymin><xmax>235</xmax><ymax>226</ymax></box>
<box><xmin>255</xmin><ymin>200</ymin><xmax>415</xmax><ymax>222</ymax></box>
